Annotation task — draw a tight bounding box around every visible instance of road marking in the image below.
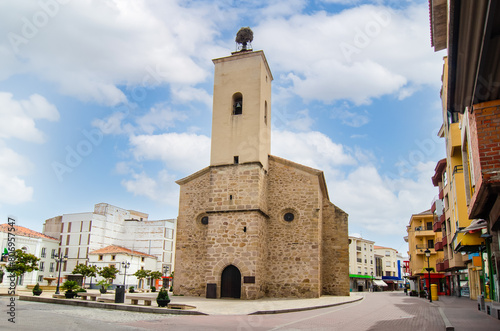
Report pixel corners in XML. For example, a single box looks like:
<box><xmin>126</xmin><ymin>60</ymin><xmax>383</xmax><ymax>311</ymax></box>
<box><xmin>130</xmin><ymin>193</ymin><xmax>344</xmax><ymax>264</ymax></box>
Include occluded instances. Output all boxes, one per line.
<box><xmin>269</xmin><ymin>295</ymin><xmax>366</xmax><ymax>330</ymax></box>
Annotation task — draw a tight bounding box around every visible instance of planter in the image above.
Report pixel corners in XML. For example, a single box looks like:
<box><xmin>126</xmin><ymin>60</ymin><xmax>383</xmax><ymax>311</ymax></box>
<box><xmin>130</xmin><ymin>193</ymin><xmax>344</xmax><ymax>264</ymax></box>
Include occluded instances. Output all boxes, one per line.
<box><xmin>65</xmin><ymin>291</ymin><xmax>77</xmax><ymax>299</ymax></box>
<box><xmin>157</xmin><ymin>299</ymin><xmax>170</xmax><ymax>307</ymax></box>
<box><xmin>33</xmin><ymin>291</ymin><xmax>43</xmax><ymax>296</ymax></box>
<box><xmin>99</xmin><ymin>288</ymin><xmax>107</xmax><ymax>294</ymax></box>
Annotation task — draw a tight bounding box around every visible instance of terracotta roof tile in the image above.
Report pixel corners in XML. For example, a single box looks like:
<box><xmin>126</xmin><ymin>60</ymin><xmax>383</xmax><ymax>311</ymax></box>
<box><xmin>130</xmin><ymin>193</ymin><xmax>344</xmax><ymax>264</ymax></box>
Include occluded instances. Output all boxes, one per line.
<box><xmin>89</xmin><ymin>245</ymin><xmax>156</xmax><ymax>258</ymax></box>
<box><xmin>0</xmin><ymin>224</ymin><xmax>58</xmax><ymax>241</ymax></box>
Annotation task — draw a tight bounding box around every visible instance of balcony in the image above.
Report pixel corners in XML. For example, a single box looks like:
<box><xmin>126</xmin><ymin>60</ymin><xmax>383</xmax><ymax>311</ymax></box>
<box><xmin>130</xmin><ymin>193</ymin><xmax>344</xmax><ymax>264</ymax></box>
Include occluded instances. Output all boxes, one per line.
<box><xmin>414</xmin><ymin>227</ymin><xmax>434</xmax><ymax>237</ymax></box>
<box><xmin>416</xmin><ymin>245</ymin><xmax>436</xmax><ymax>255</ymax></box>
<box><xmin>442</xmin><ymin>235</ymin><xmax>448</xmax><ymax>246</ymax></box>
<box><xmin>439</xmin><ymin>188</ymin><xmax>444</xmax><ymax>199</ymax></box>
<box><xmin>443</xmin><ymin>259</ymin><xmax>450</xmax><ymax>270</ymax></box>
<box><xmin>436</xmin><ymin>259</ymin><xmax>445</xmax><ymax>272</ymax></box>
<box><xmin>431</xmin><ymin>200</ymin><xmax>436</xmax><ymax>213</ymax></box>
<box><xmin>435</xmin><ymin>240</ymin><xmax>443</xmax><ymax>251</ymax></box>
<box><xmin>439</xmin><ymin>213</ymin><xmax>445</xmax><ymax>224</ymax></box>
<box><xmin>433</xmin><ymin>220</ymin><xmax>442</xmax><ymax>232</ymax></box>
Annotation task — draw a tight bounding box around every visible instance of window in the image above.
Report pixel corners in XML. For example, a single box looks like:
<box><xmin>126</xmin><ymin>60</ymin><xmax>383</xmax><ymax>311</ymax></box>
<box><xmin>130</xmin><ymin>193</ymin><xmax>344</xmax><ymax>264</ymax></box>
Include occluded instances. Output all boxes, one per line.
<box><xmin>386</xmin><ymin>261</ymin><xmax>390</xmax><ymax>267</ymax></box>
<box><xmin>428</xmin><ymin>239</ymin><xmax>434</xmax><ymax>249</ymax></box>
<box><xmin>39</xmin><ymin>261</ymin><xmax>44</xmax><ymax>271</ymax></box>
<box><xmin>66</xmin><ymin>235</ymin><xmax>70</xmax><ymax>245</ymax></box>
<box><xmin>232</xmin><ymin>93</ymin><xmax>242</xmax><ymax>115</ymax></box>
<box><xmin>385</xmin><ymin>251</ymin><xmax>390</xmax><ymax>256</ymax></box>
<box><xmin>426</xmin><ymin>222</ymin><xmax>432</xmax><ymax>230</ymax></box>
<box><xmin>234</xmin><ymin>156</ymin><xmax>239</xmax><ymax>164</ymax></box>
<box><xmin>41</xmin><ymin>247</ymin><xmax>46</xmax><ymax>258</ymax></box>
<box><xmin>264</xmin><ymin>101</ymin><xmax>268</xmax><ymax>125</ymax></box>
<box><xmin>98</xmin><ymin>255</ymin><xmax>103</xmax><ymax>261</ymax></box>
<box><xmin>357</xmin><ymin>267</ymin><xmax>361</xmax><ymax>274</ymax></box>
<box><xmin>141</xmin><ymin>257</ymin><xmax>145</xmax><ymax>262</ymax></box>
<box><xmin>111</xmin><ymin>255</ymin><xmax>116</xmax><ymax>261</ymax></box>
<box><xmin>38</xmin><ymin>275</ymin><xmax>44</xmax><ymax>282</ymax></box>
<box><xmin>385</xmin><ymin>271</ymin><xmax>391</xmax><ymax>277</ymax></box>
<box><xmin>51</xmin><ymin>249</ymin><xmax>56</xmax><ymax>259</ymax></box>
<box><xmin>49</xmin><ymin>262</ymin><xmax>54</xmax><ymax>272</ymax></box>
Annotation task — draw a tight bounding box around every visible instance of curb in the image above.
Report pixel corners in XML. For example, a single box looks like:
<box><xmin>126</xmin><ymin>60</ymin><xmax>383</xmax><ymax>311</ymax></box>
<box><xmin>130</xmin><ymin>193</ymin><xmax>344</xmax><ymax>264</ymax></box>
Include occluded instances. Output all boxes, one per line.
<box><xmin>18</xmin><ymin>295</ymin><xmax>208</xmax><ymax>315</ymax></box>
<box><xmin>249</xmin><ymin>296</ymin><xmax>364</xmax><ymax>315</ymax></box>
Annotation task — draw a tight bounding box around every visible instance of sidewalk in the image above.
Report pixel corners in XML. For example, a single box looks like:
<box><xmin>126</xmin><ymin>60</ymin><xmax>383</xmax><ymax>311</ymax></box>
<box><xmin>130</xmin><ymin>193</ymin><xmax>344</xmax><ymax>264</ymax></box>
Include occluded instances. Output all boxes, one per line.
<box><xmin>431</xmin><ymin>295</ymin><xmax>500</xmax><ymax>331</ymax></box>
<box><xmin>6</xmin><ymin>288</ymin><xmax>364</xmax><ymax>315</ymax></box>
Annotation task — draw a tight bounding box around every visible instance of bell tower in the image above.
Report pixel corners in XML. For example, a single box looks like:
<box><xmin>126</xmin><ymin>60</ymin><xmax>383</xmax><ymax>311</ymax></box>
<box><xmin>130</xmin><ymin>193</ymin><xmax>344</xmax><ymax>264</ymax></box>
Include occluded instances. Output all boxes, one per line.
<box><xmin>210</xmin><ymin>29</ymin><xmax>273</xmax><ymax>170</ymax></box>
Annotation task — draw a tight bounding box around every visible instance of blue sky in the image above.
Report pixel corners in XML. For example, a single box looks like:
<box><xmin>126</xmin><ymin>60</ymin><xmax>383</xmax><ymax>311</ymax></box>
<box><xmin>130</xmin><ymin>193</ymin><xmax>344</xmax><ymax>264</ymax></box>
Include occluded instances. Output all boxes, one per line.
<box><xmin>0</xmin><ymin>0</ymin><xmax>446</xmax><ymax>254</ymax></box>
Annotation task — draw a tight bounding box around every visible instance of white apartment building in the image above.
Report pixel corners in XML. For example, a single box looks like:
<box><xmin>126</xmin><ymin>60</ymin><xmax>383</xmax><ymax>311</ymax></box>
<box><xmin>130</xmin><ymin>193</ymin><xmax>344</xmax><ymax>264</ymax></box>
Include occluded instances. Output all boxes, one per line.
<box><xmin>374</xmin><ymin>246</ymin><xmax>404</xmax><ymax>290</ymax></box>
<box><xmin>0</xmin><ymin>224</ymin><xmax>59</xmax><ymax>288</ymax></box>
<box><xmin>348</xmin><ymin>235</ymin><xmax>375</xmax><ymax>291</ymax></box>
<box><xmin>42</xmin><ymin>203</ymin><xmax>176</xmax><ymax>282</ymax></box>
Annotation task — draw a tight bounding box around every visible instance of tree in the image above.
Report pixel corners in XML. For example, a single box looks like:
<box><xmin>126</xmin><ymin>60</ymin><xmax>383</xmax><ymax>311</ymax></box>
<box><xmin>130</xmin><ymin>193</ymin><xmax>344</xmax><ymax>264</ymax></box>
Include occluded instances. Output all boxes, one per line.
<box><xmin>72</xmin><ymin>264</ymin><xmax>98</xmax><ymax>288</ymax></box>
<box><xmin>149</xmin><ymin>270</ymin><xmax>162</xmax><ymax>289</ymax></box>
<box><xmin>98</xmin><ymin>265</ymin><xmax>119</xmax><ymax>283</ymax></box>
<box><xmin>133</xmin><ymin>269</ymin><xmax>150</xmax><ymax>289</ymax></box>
<box><xmin>5</xmin><ymin>249</ymin><xmax>40</xmax><ymax>283</ymax></box>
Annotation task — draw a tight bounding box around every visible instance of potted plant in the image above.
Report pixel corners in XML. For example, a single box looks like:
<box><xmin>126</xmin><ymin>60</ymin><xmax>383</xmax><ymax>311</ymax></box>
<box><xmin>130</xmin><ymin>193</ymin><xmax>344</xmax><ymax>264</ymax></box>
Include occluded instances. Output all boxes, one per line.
<box><xmin>151</xmin><ymin>285</ymin><xmax>156</xmax><ymax>292</ymax></box>
<box><xmin>97</xmin><ymin>279</ymin><xmax>110</xmax><ymax>294</ymax></box>
<box><xmin>32</xmin><ymin>283</ymin><xmax>43</xmax><ymax>296</ymax></box>
<box><xmin>156</xmin><ymin>287</ymin><xmax>170</xmax><ymax>307</ymax></box>
<box><xmin>410</xmin><ymin>290</ymin><xmax>417</xmax><ymax>297</ymax></box>
<box><xmin>61</xmin><ymin>280</ymin><xmax>79</xmax><ymax>299</ymax></box>
<box><xmin>129</xmin><ymin>286</ymin><xmax>135</xmax><ymax>293</ymax></box>
<box><xmin>419</xmin><ymin>290</ymin><xmax>426</xmax><ymax>298</ymax></box>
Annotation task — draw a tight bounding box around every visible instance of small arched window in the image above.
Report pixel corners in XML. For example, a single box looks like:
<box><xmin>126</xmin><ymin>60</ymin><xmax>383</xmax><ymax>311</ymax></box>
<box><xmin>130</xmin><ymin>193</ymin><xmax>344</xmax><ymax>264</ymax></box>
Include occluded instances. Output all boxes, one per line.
<box><xmin>233</xmin><ymin>93</ymin><xmax>243</xmax><ymax>115</ymax></box>
<box><xmin>264</xmin><ymin>101</ymin><xmax>268</xmax><ymax>124</ymax></box>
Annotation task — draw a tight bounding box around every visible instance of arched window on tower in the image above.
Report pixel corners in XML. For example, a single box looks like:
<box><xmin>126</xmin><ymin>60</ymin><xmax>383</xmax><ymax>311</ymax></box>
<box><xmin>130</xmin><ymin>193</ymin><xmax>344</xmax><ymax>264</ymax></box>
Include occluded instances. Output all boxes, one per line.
<box><xmin>233</xmin><ymin>93</ymin><xmax>243</xmax><ymax>115</ymax></box>
<box><xmin>264</xmin><ymin>101</ymin><xmax>268</xmax><ymax>125</ymax></box>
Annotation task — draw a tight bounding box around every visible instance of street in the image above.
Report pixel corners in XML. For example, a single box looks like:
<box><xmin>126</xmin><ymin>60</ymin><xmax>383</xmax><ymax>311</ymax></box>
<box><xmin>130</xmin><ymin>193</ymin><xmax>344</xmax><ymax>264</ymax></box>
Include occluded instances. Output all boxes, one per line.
<box><xmin>1</xmin><ymin>292</ymin><xmax>499</xmax><ymax>330</ymax></box>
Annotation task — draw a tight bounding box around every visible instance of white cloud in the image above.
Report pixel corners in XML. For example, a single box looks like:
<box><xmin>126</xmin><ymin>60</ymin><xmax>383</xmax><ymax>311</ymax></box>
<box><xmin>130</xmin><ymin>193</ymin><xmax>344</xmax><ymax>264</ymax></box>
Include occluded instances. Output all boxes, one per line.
<box><xmin>0</xmin><ymin>1</ymin><xmax>222</xmax><ymax>105</ymax></box>
<box><xmin>135</xmin><ymin>105</ymin><xmax>188</xmax><ymax>134</ymax></box>
<box><xmin>255</xmin><ymin>3</ymin><xmax>443</xmax><ymax>104</ymax></box>
<box><xmin>0</xmin><ymin>92</ymin><xmax>59</xmax><ymax>143</ymax></box>
<box><xmin>272</xmin><ymin>130</ymin><xmax>357</xmax><ymax>170</ymax></box>
<box><xmin>121</xmin><ymin>169</ymin><xmax>179</xmax><ymax>206</ymax></box>
<box><xmin>0</xmin><ymin>143</ymin><xmax>33</xmax><ymax>204</ymax></box>
<box><xmin>130</xmin><ymin>132</ymin><xmax>211</xmax><ymax>174</ymax></box>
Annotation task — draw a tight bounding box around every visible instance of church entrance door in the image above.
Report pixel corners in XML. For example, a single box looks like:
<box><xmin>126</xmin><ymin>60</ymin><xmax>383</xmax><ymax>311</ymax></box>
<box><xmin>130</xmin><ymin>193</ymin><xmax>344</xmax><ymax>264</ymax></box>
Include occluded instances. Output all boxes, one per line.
<box><xmin>221</xmin><ymin>265</ymin><xmax>241</xmax><ymax>298</ymax></box>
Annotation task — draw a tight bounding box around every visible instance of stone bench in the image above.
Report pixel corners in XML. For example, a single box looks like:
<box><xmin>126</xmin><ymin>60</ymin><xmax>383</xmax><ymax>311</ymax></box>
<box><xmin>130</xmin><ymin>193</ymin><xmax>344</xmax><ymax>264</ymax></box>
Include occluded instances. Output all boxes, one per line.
<box><xmin>487</xmin><ymin>303</ymin><xmax>500</xmax><ymax>320</ymax></box>
<box><xmin>78</xmin><ymin>293</ymin><xmax>101</xmax><ymax>301</ymax></box>
<box><xmin>127</xmin><ymin>295</ymin><xmax>153</xmax><ymax>306</ymax></box>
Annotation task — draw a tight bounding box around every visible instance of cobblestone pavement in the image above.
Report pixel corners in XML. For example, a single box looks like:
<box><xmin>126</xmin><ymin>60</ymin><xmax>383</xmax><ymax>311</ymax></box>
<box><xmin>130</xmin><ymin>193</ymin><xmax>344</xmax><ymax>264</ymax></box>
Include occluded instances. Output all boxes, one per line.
<box><xmin>2</xmin><ymin>291</ymin><xmax>500</xmax><ymax>330</ymax></box>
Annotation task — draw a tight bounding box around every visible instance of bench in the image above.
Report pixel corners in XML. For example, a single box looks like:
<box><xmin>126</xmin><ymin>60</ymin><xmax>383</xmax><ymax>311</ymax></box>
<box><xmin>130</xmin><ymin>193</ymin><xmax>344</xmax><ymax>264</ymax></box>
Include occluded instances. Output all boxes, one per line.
<box><xmin>96</xmin><ymin>297</ymin><xmax>115</xmax><ymax>303</ymax></box>
<box><xmin>78</xmin><ymin>293</ymin><xmax>101</xmax><ymax>301</ymax></box>
<box><xmin>127</xmin><ymin>295</ymin><xmax>153</xmax><ymax>306</ymax></box>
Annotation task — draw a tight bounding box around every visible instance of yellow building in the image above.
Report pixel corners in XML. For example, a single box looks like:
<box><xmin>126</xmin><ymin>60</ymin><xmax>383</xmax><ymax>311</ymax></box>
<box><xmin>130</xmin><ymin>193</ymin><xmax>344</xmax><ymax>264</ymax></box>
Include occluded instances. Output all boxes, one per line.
<box><xmin>430</xmin><ymin>56</ymin><xmax>484</xmax><ymax>300</ymax></box>
<box><xmin>406</xmin><ymin>210</ymin><xmax>445</xmax><ymax>293</ymax></box>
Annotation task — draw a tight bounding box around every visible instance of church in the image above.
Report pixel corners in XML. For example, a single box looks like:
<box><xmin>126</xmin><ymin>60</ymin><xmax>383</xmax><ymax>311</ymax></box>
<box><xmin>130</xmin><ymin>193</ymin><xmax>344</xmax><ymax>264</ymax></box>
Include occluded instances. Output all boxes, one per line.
<box><xmin>173</xmin><ymin>30</ymin><xmax>349</xmax><ymax>299</ymax></box>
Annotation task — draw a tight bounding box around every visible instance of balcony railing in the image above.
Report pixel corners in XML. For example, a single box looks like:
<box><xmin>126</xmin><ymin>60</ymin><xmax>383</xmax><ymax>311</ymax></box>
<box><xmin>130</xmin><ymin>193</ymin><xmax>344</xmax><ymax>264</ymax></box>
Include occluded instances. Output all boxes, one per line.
<box><xmin>357</xmin><ymin>258</ymin><xmax>362</xmax><ymax>263</ymax></box>
<box><xmin>414</xmin><ymin>227</ymin><xmax>434</xmax><ymax>236</ymax></box>
<box><xmin>433</xmin><ymin>220</ymin><xmax>442</xmax><ymax>232</ymax></box>
<box><xmin>439</xmin><ymin>188</ymin><xmax>444</xmax><ymax>199</ymax></box>
<box><xmin>436</xmin><ymin>259</ymin><xmax>445</xmax><ymax>272</ymax></box>
<box><xmin>431</xmin><ymin>200</ymin><xmax>436</xmax><ymax>213</ymax></box>
<box><xmin>435</xmin><ymin>240</ymin><xmax>443</xmax><ymax>251</ymax></box>
<box><xmin>444</xmin><ymin>259</ymin><xmax>450</xmax><ymax>270</ymax></box>
<box><xmin>442</xmin><ymin>235</ymin><xmax>448</xmax><ymax>246</ymax></box>
<box><xmin>439</xmin><ymin>213</ymin><xmax>445</xmax><ymax>223</ymax></box>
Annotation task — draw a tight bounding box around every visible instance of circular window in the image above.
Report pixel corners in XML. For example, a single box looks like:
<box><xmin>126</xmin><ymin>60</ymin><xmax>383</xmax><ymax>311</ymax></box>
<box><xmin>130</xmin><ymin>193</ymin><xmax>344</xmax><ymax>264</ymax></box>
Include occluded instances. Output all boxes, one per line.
<box><xmin>201</xmin><ymin>216</ymin><xmax>209</xmax><ymax>225</ymax></box>
<box><xmin>283</xmin><ymin>213</ymin><xmax>295</xmax><ymax>222</ymax></box>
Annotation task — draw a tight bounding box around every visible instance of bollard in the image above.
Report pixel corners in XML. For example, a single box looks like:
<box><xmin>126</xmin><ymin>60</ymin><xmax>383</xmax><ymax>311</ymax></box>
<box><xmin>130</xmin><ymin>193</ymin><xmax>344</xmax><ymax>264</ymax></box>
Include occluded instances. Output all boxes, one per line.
<box><xmin>431</xmin><ymin>284</ymin><xmax>438</xmax><ymax>301</ymax></box>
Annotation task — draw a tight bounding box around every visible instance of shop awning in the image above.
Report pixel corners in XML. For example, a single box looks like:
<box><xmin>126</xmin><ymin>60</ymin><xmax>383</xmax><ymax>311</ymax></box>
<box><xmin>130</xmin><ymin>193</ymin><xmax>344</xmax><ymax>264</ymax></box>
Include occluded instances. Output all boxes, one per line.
<box><xmin>373</xmin><ymin>280</ymin><xmax>388</xmax><ymax>287</ymax></box>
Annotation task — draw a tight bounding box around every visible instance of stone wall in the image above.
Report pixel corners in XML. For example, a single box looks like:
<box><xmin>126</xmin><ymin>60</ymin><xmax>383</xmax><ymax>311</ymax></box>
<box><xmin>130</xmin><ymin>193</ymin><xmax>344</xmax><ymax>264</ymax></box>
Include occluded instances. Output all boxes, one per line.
<box><xmin>321</xmin><ymin>202</ymin><xmax>350</xmax><ymax>296</ymax></box>
<box><xmin>266</xmin><ymin>157</ymin><xmax>322</xmax><ymax>298</ymax></box>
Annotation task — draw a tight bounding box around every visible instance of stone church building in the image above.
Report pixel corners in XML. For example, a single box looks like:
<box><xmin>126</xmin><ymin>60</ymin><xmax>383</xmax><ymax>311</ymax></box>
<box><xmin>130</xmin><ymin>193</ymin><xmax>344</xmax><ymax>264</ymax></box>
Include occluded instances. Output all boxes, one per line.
<box><xmin>173</xmin><ymin>43</ymin><xmax>349</xmax><ymax>299</ymax></box>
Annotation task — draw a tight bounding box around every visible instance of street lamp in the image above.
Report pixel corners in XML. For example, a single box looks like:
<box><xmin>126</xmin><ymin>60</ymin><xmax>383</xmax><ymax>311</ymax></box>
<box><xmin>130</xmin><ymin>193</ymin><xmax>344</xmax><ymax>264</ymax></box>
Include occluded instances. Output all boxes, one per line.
<box><xmin>424</xmin><ymin>248</ymin><xmax>432</xmax><ymax>303</ymax></box>
<box><xmin>121</xmin><ymin>261</ymin><xmax>130</xmax><ymax>287</ymax></box>
<box><xmin>54</xmin><ymin>253</ymin><xmax>68</xmax><ymax>294</ymax></box>
<box><xmin>371</xmin><ymin>271</ymin><xmax>374</xmax><ymax>292</ymax></box>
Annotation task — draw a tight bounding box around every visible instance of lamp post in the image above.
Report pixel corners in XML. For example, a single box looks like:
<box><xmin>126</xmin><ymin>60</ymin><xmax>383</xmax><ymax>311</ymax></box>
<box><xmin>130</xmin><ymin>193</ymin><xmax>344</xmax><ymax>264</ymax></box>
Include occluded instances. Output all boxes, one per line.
<box><xmin>121</xmin><ymin>261</ymin><xmax>130</xmax><ymax>287</ymax></box>
<box><xmin>424</xmin><ymin>248</ymin><xmax>432</xmax><ymax>303</ymax></box>
<box><xmin>54</xmin><ymin>254</ymin><xmax>68</xmax><ymax>294</ymax></box>
<box><xmin>371</xmin><ymin>271</ymin><xmax>374</xmax><ymax>292</ymax></box>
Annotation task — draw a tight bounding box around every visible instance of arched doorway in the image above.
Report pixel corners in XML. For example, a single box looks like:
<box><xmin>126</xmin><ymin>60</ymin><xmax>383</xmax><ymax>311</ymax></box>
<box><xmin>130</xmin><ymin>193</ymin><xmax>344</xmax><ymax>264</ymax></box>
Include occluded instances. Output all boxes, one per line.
<box><xmin>221</xmin><ymin>265</ymin><xmax>241</xmax><ymax>298</ymax></box>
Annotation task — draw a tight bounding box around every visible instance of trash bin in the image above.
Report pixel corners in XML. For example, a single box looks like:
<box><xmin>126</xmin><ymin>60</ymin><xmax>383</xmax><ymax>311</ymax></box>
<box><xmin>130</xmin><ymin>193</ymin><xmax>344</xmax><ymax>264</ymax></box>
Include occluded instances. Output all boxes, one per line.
<box><xmin>431</xmin><ymin>284</ymin><xmax>438</xmax><ymax>301</ymax></box>
<box><xmin>115</xmin><ymin>285</ymin><xmax>125</xmax><ymax>303</ymax></box>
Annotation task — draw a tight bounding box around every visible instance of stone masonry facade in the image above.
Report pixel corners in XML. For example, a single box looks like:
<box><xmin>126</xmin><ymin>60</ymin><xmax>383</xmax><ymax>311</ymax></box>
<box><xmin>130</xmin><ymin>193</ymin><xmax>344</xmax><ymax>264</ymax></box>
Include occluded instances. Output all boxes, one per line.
<box><xmin>174</xmin><ymin>155</ymin><xmax>349</xmax><ymax>299</ymax></box>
